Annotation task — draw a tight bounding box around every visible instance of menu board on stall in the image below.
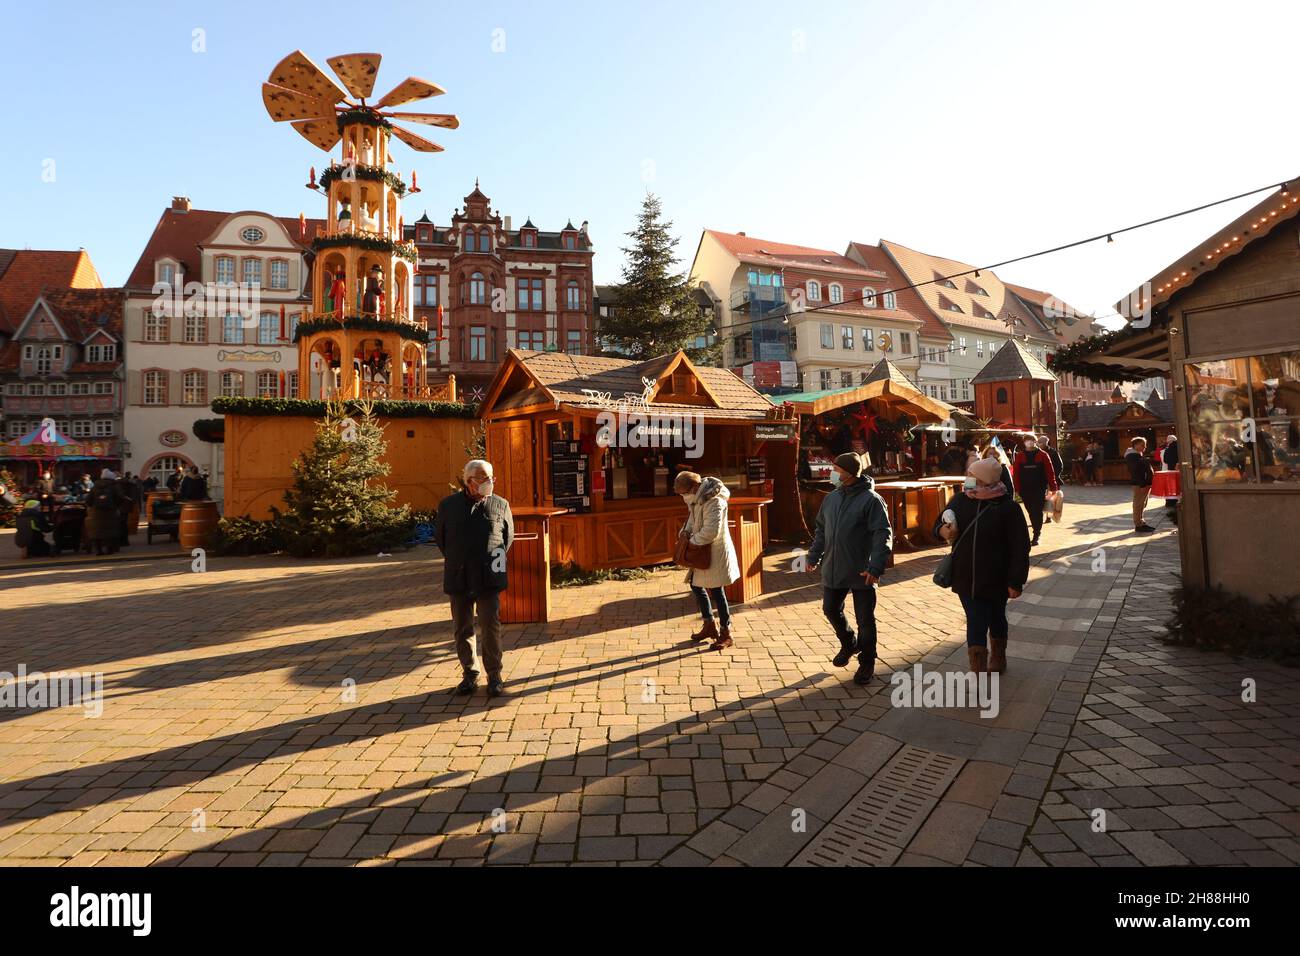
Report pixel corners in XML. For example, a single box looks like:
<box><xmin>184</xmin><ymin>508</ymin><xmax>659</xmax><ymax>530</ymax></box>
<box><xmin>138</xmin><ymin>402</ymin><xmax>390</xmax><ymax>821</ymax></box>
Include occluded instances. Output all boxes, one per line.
<box><xmin>746</xmin><ymin>457</ymin><xmax>767</xmax><ymax>482</ymax></box>
<box><xmin>550</xmin><ymin>440</ymin><xmax>590</xmax><ymax>514</ymax></box>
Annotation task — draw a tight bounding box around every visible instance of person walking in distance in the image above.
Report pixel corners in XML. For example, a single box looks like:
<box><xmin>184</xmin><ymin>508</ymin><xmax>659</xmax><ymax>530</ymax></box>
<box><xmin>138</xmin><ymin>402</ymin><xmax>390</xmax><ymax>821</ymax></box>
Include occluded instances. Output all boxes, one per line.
<box><xmin>935</xmin><ymin>457</ymin><xmax>1030</xmax><ymax>673</ymax></box>
<box><xmin>1125</xmin><ymin>437</ymin><xmax>1156</xmax><ymax>533</ymax></box>
<box><xmin>806</xmin><ymin>452</ymin><xmax>893</xmax><ymax>686</ymax></box>
<box><xmin>1012</xmin><ymin>434</ymin><xmax>1058</xmax><ymax>547</ymax></box>
<box><xmin>1161</xmin><ymin>433</ymin><xmax>1180</xmax><ymax>525</ymax></box>
<box><xmin>435</xmin><ymin>459</ymin><xmax>515</xmax><ymax>697</ymax></box>
<box><xmin>675</xmin><ymin>471</ymin><xmax>740</xmax><ymax>651</ymax></box>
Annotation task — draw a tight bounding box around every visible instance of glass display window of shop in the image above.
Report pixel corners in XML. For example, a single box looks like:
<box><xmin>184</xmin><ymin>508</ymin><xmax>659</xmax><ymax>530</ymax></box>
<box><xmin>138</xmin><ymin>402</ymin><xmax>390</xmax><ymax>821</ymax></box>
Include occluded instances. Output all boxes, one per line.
<box><xmin>1183</xmin><ymin>348</ymin><xmax>1300</xmax><ymax>485</ymax></box>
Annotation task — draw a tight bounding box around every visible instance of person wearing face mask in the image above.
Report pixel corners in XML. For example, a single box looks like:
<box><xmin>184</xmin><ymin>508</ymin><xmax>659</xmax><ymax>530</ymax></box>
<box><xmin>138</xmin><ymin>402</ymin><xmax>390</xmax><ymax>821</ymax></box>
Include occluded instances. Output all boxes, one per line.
<box><xmin>934</xmin><ymin>457</ymin><xmax>1030</xmax><ymax>673</ymax></box>
<box><xmin>1011</xmin><ymin>434</ymin><xmax>1058</xmax><ymax>547</ymax></box>
<box><xmin>675</xmin><ymin>471</ymin><xmax>741</xmax><ymax>650</ymax></box>
<box><xmin>435</xmin><ymin>459</ymin><xmax>515</xmax><ymax>698</ymax></box>
<box><xmin>805</xmin><ymin>452</ymin><xmax>893</xmax><ymax>685</ymax></box>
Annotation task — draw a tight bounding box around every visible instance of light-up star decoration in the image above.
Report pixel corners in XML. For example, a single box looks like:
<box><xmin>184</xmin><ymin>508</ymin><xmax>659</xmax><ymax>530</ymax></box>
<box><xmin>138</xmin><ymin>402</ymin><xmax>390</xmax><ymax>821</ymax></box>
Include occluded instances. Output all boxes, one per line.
<box><xmin>848</xmin><ymin>408</ymin><xmax>879</xmax><ymax>443</ymax></box>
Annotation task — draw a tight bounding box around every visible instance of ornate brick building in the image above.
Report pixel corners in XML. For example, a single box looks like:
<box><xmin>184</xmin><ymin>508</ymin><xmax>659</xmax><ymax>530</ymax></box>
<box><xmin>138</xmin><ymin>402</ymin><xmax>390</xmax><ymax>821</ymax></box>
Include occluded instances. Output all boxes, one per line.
<box><xmin>410</xmin><ymin>183</ymin><xmax>595</xmax><ymax>403</ymax></box>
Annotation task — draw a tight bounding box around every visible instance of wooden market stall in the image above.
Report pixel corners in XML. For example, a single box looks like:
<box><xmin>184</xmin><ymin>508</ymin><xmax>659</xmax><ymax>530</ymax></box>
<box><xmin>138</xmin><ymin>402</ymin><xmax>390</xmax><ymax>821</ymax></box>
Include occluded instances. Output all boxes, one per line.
<box><xmin>1063</xmin><ymin>398</ymin><xmax>1175</xmax><ymax>483</ymax></box>
<box><xmin>479</xmin><ymin>349</ymin><xmax>789</xmax><ymax>604</ymax></box>
<box><xmin>771</xmin><ymin>360</ymin><xmax>951</xmax><ymax>542</ymax></box>
<box><xmin>1053</xmin><ymin>180</ymin><xmax>1300</xmax><ymax>605</ymax></box>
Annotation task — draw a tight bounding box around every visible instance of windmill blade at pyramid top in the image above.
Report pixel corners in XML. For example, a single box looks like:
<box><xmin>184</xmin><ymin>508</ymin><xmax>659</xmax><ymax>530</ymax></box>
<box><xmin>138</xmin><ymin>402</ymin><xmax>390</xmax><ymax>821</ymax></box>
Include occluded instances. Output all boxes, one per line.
<box><xmin>373</xmin><ymin>77</ymin><xmax>445</xmax><ymax>109</ymax></box>
<box><xmin>262</xmin><ymin>83</ymin><xmax>337</xmax><ymax>123</ymax></box>
<box><xmin>381</xmin><ymin>111</ymin><xmax>460</xmax><ymax>129</ymax></box>
<box><xmin>390</xmin><ymin>124</ymin><xmax>444</xmax><ymax>153</ymax></box>
<box><xmin>291</xmin><ymin>118</ymin><xmax>342</xmax><ymax>152</ymax></box>
<box><xmin>327</xmin><ymin>52</ymin><xmax>382</xmax><ymax>100</ymax></box>
<box><xmin>268</xmin><ymin>50</ymin><xmax>349</xmax><ymax>105</ymax></box>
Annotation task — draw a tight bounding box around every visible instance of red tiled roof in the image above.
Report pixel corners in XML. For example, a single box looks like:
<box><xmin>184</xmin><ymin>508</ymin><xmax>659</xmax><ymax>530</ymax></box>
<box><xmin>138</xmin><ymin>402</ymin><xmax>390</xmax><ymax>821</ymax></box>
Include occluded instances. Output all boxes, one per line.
<box><xmin>124</xmin><ymin>208</ymin><xmax>326</xmax><ymax>290</ymax></box>
<box><xmin>706</xmin><ymin>230</ymin><xmax>881</xmax><ymax>280</ymax></box>
<box><xmin>846</xmin><ymin>242</ymin><xmax>953</xmax><ymax>343</ymax></box>
<box><xmin>35</xmin><ymin>288</ymin><xmax>127</xmax><ymax>343</ymax></box>
<box><xmin>879</xmin><ymin>240</ymin><xmax>1056</xmax><ymax>344</ymax></box>
<box><xmin>0</xmin><ymin>249</ymin><xmax>103</xmax><ymax>335</ymax></box>
<box><xmin>0</xmin><ymin>340</ymin><xmax>19</xmax><ymax>371</ymax></box>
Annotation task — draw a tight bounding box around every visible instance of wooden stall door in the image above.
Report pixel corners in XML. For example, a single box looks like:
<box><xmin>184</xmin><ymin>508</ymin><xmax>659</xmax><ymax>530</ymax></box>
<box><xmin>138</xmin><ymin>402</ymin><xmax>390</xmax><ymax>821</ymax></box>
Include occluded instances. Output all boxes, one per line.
<box><xmin>501</xmin><ymin>515</ymin><xmax>551</xmax><ymax>623</ymax></box>
<box><xmin>497</xmin><ymin>420</ymin><xmax>535</xmax><ymax>508</ymax></box>
<box><xmin>724</xmin><ymin>514</ymin><xmax>764</xmax><ymax>605</ymax></box>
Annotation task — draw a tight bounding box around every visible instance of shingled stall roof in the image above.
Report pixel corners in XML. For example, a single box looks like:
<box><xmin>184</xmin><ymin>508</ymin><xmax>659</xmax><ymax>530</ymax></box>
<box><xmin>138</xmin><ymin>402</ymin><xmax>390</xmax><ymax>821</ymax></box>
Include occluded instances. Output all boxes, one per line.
<box><xmin>1066</xmin><ymin>400</ymin><xmax>1172</xmax><ymax>433</ymax></box>
<box><xmin>970</xmin><ymin>338</ymin><xmax>1057</xmax><ymax>384</ymax></box>
<box><xmin>768</xmin><ymin>376</ymin><xmax>950</xmax><ymax>421</ymax></box>
<box><xmin>479</xmin><ymin>349</ymin><xmax>779</xmax><ymax>422</ymax></box>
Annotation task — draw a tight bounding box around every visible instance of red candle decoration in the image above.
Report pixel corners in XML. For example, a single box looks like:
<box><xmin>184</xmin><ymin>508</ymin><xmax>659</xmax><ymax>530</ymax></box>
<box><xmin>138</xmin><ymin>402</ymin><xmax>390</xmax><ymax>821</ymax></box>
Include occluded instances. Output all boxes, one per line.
<box><xmin>278</xmin><ymin>370</ymin><xmax>286</xmax><ymax>397</ymax></box>
<box><xmin>298</xmin><ymin>212</ymin><xmax>306</xmax><ymax>240</ymax></box>
<box><xmin>279</xmin><ymin>304</ymin><xmax>286</xmax><ymax>340</ymax></box>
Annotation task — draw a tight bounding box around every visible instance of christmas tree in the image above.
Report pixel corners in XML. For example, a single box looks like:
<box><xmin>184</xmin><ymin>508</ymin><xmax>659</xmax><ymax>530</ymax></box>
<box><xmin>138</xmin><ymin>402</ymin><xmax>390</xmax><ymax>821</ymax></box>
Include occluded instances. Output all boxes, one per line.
<box><xmin>600</xmin><ymin>193</ymin><xmax>714</xmax><ymax>362</ymax></box>
<box><xmin>275</xmin><ymin>399</ymin><xmax>411</xmax><ymax>557</ymax></box>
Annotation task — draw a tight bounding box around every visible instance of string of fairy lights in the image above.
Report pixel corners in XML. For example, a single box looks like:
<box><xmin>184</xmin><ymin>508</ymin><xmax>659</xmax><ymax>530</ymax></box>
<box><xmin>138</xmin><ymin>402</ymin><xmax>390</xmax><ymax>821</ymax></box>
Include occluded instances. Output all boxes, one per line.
<box><xmin>718</xmin><ymin>178</ymin><xmax>1295</xmax><ymax>338</ymax></box>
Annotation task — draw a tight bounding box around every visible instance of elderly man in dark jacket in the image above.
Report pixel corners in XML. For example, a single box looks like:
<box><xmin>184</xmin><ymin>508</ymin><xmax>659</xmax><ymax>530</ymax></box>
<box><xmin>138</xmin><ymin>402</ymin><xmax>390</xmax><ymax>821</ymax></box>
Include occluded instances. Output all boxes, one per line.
<box><xmin>806</xmin><ymin>452</ymin><xmax>893</xmax><ymax>685</ymax></box>
<box><xmin>435</xmin><ymin>459</ymin><xmax>514</xmax><ymax>698</ymax></box>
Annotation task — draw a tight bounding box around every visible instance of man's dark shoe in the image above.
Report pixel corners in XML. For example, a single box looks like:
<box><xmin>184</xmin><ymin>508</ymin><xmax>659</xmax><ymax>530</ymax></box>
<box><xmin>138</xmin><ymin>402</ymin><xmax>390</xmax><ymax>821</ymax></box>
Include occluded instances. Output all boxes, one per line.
<box><xmin>486</xmin><ymin>678</ymin><xmax>507</xmax><ymax>698</ymax></box>
<box><xmin>1136</xmin><ymin>524</ymin><xmax>1156</xmax><ymax>534</ymax></box>
<box><xmin>454</xmin><ymin>673</ymin><xmax>478</xmax><ymax>696</ymax></box>
<box><xmin>832</xmin><ymin>637</ymin><xmax>856</xmax><ymax>668</ymax></box>
<box><xmin>853</xmin><ymin>659</ymin><xmax>875</xmax><ymax>686</ymax></box>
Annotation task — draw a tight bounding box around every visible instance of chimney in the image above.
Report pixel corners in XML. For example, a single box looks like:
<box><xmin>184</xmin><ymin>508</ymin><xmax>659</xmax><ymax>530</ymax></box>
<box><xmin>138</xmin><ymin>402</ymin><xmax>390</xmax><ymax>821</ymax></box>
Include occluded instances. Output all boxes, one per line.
<box><xmin>736</xmin><ymin>231</ymin><xmax>746</xmax><ymax>237</ymax></box>
<box><xmin>580</xmin><ymin>220</ymin><xmax>589</xmax><ymax>234</ymax></box>
<box><xmin>504</xmin><ymin>215</ymin><xmax>512</xmax><ymax>232</ymax></box>
<box><xmin>171</xmin><ymin>196</ymin><xmax>191</xmax><ymax>212</ymax></box>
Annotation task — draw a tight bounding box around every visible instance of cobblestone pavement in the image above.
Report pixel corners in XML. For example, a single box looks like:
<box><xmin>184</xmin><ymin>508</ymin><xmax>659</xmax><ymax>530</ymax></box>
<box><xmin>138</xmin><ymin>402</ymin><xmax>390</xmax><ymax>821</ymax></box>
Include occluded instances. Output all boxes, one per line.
<box><xmin>0</xmin><ymin>486</ymin><xmax>1295</xmax><ymax>866</ymax></box>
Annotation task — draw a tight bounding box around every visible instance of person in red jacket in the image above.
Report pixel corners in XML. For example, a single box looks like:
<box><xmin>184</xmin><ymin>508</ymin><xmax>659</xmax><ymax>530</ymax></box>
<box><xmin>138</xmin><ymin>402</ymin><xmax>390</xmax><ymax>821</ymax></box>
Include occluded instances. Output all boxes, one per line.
<box><xmin>1012</xmin><ymin>435</ymin><xmax>1058</xmax><ymax>547</ymax></box>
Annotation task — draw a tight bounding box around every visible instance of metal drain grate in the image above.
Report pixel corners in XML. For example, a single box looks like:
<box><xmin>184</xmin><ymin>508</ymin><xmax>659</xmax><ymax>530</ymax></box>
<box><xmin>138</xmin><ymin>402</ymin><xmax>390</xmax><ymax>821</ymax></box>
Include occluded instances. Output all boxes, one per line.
<box><xmin>793</xmin><ymin>746</ymin><xmax>965</xmax><ymax>867</ymax></box>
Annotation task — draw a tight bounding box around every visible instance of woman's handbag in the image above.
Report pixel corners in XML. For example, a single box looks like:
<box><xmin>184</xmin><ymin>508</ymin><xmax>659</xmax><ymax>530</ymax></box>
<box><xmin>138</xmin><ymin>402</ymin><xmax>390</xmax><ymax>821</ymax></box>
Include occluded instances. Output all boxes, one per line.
<box><xmin>932</xmin><ymin>506</ymin><xmax>986</xmax><ymax>588</ymax></box>
<box><xmin>674</xmin><ymin>532</ymin><xmax>712</xmax><ymax>570</ymax></box>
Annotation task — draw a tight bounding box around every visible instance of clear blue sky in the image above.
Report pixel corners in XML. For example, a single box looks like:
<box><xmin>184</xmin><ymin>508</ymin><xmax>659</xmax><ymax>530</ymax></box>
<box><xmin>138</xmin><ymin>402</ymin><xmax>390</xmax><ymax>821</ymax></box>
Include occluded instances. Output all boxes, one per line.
<box><xmin>2</xmin><ymin>0</ymin><xmax>1295</xmax><ymax>320</ymax></box>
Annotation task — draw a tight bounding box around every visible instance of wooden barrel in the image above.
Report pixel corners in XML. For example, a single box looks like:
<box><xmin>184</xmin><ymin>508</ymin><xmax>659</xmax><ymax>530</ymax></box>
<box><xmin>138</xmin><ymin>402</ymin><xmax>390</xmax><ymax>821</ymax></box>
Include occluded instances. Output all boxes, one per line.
<box><xmin>179</xmin><ymin>500</ymin><xmax>219</xmax><ymax>549</ymax></box>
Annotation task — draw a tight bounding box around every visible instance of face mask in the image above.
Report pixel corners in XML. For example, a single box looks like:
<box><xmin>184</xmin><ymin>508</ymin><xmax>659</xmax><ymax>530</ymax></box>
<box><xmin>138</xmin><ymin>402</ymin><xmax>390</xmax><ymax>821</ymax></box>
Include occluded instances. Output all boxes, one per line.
<box><xmin>964</xmin><ymin>476</ymin><xmax>978</xmax><ymax>491</ymax></box>
<box><xmin>473</xmin><ymin>478</ymin><xmax>494</xmax><ymax>497</ymax></box>
<box><xmin>829</xmin><ymin>471</ymin><xmax>843</xmax><ymax>487</ymax></box>
<box><xmin>681</xmin><ymin>493</ymin><xmax>696</xmax><ymax>503</ymax></box>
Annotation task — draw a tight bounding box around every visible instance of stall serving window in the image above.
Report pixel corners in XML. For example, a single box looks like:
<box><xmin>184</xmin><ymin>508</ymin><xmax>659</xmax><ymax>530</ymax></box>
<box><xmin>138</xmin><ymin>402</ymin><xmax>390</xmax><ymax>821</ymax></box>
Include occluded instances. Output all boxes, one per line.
<box><xmin>1183</xmin><ymin>347</ymin><xmax>1300</xmax><ymax>485</ymax></box>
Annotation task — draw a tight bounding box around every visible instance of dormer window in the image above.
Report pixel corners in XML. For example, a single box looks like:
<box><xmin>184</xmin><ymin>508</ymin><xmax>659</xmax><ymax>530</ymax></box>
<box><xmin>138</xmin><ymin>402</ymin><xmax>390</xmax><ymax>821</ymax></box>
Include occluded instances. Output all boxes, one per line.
<box><xmin>883</xmin><ymin>292</ymin><xmax>896</xmax><ymax>310</ymax></box>
<box><xmin>828</xmin><ymin>283</ymin><xmax>843</xmax><ymax>304</ymax></box>
<box><xmin>158</xmin><ymin>262</ymin><xmax>176</xmax><ymax>287</ymax></box>
<box><xmin>418</xmin><ymin>226</ymin><xmax>431</xmax><ymax>242</ymax></box>
<box><xmin>863</xmin><ymin>287</ymin><xmax>877</xmax><ymax>307</ymax></box>
<box><xmin>806</xmin><ymin>280</ymin><xmax>821</xmax><ymax>301</ymax></box>
<box><xmin>562</xmin><ymin>233</ymin><xmax>577</xmax><ymax>250</ymax></box>
<box><xmin>241</xmin><ymin>226</ymin><xmax>266</xmax><ymax>244</ymax></box>
<box><xmin>522</xmin><ymin>231</ymin><xmax>536</xmax><ymax>248</ymax></box>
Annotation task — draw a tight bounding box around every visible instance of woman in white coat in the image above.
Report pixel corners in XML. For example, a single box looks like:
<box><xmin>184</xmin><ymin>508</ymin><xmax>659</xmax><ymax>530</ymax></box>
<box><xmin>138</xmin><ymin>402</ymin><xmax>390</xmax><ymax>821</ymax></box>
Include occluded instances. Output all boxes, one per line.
<box><xmin>675</xmin><ymin>471</ymin><xmax>740</xmax><ymax>650</ymax></box>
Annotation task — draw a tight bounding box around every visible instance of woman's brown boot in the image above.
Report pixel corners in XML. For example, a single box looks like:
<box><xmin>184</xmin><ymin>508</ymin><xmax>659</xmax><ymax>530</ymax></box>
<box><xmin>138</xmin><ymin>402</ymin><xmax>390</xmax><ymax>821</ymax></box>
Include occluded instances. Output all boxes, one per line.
<box><xmin>690</xmin><ymin>619</ymin><xmax>718</xmax><ymax>643</ymax></box>
<box><xmin>710</xmin><ymin>626</ymin><xmax>734</xmax><ymax>651</ymax></box>
<box><xmin>988</xmin><ymin>637</ymin><xmax>1007</xmax><ymax>673</ymax></box>
<box><xmin>967</xmin><ymin>645</ymin><xmax>989</xmax><ymax>673</ymax></box>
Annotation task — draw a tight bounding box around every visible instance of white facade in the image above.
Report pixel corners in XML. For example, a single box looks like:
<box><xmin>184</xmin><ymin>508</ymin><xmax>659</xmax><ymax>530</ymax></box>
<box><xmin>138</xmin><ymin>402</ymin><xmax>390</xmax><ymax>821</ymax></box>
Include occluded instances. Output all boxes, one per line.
<box><xmin>123</xmin><ymin>211</ymin><xmax>312</xmax><ymax>500</ymax></box>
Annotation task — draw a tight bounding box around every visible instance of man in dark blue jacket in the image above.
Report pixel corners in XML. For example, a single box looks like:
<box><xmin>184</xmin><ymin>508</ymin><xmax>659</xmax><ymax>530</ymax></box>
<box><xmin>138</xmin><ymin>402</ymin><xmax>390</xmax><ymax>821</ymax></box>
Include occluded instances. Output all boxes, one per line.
<box><xmin>807</xmin><ymin>452</ymin><xmax>894</xmax><ymax>685</ymax></box>
<box><xmin>435</xmin><ymin>459</ymin><xmax>514</xmax><ymax>697</ymax></box>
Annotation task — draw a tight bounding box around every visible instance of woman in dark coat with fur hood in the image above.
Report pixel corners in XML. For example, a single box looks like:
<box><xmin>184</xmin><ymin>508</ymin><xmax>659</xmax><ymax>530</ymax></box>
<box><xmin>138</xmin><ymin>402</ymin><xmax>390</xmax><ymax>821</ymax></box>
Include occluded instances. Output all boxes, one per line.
<box><xmin>934</xmin><ymin>456</ymin><xmax>1030</xmax><ymax>673</ymax></box>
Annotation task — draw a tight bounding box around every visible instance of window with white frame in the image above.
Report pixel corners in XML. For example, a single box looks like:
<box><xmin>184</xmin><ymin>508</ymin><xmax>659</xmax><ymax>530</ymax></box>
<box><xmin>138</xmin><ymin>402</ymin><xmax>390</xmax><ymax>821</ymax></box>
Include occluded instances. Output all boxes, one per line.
<box><xmin>862</xmin><ymin>328</ymin><xmax>874</xmax><ymax>351</ymax></box>
<box><xmin>88</xmin><ymin>343</ymin><xmax>117</xmax><ymax>362</ymax></box>
<box><xmin>143</xmin><ymin>370</ymin><xmax>166</xmax><ymax>405</ymax></box>
<box><xmin>48</xmin><ymin>383</ymin><xmax>67</xmax><ymax>396</ymax></box>
<box><xmin>182</xmin><ymin>371</ymin><xmax>206</xmax><ymax>405</ymax></box>
<box><xmin>977</xmin><ymin>339</ymin><xmax>984</xmax><ymax>357</ymax></box>
<box><xmin>258</xmin><ymin>313</ymin><xmax>278</xmax><ymax>344</ymax></box>
<box><xmin>269</xmin><ymin>260</ymin><xmax>289</xmax><ymax>289</ymax></box>
<box><xmin>841</xmin><ymin>371</ymin><xmax>853</xmax><ymax>388</ymax></box>
<box><xmin>841</xmin><ymin>326</ymin><xmax>854</xmax><ymax>349</ymax></box>
<box><xmin>158</xmin><ymin>262</ymin><xmax>176</xmax><ymax>287</ymax></box>
<box><xmin>219</xmin><ymin>371</ymin><xmax>242</xmax><ymax>397</ymax></box>
<box><xmin>807</xmin><ymin>280</ymin><xmax>821</xmax><ymax>301</ymax></box>
<box><xmin>257</xmin><ymin>371</ymin><xmax>278</xmax><ymax>398</ymax></box>
<box><xmin>223</xmin><ymin>314</ymin><xmax>244</xmax><ymax>344</ymax></box>
<box><xmin>565</xmin><ymin>280</ymin><xmax>582</xmax><ymax>311</ymax></box>
<box><xmin>3</xmin><ymin>383</ymin><xmax>22</xmax><ymax>396</ymax></box>
<box><xmin>36</xmin><ymin>348</ymin><xmax>52</xmax><ymax>374</ymax></box>
<box><xmin>184</xmin><ymin>314</ymin><xmax>206</xmax><ymax>343</ymax></box>
<box><xmin>820</xmin><ymin>323</ymin><xmax>834</xmax><ymax>349</ymax></box>
<box><xmin>883</xmin><ymin>292</ymin><xmax>896</xmax><ymax>309</ymax></box>
<box><xmin>288</xmin><ymin>371</ymin><xmax>298</xmax><ymax>395</ymax></box>
<box><xmin>959</xmin><ymin>336</ymin><xmax>967</xmax><ymax>355</ymax></box>
<box><xmin>215</xmin><ymin>256</ymin><xmax>235</xmax><ymax>285</ymax></box>
<box><xmin>28</xmin><ymin>383</ymin><xmax>45</xmax><ymax>396</ymax></box>
<box><xmin>819</xmin><ymin>369</ymin><xmax>833</xmax><ymax>390</ymax></box>
<box><xmin>863</xmin><ymin>288</ymin><xmax>877</xmax><ymax>308</ymax></box>
<box><xmin>517</xmin><ymin>330</ymin><xmax>545</xmax><ymax>351</ymax></box>
<box><xmin>22</xmin><ymin>345</ymin><xmax>33</xmax><ymax>360</ymax></box>
<box><xmin>93</xmin><ymin>382</ymin><xmax>114</xmax><ymax>395</ymax></box>
<box><xmin>72</xmin><ymin>420</ymin><xmax>92</xmax><ymax>438</ymax></box>
<box><xmin>94</xmin><ymin>419</ymin><xmax>115</xmax><ymax>437</ymax></box>
<box><xmin>145</xmin><ymin>310</ymin><xmax>167</xmax><ymax>342</ymax></box>
<box><xmin>829</xmin><ymin>284</ymin><xmax>843</xmax><ymax>304</ymax></box>
<box><xmin>70</xmin><ymin>382</ymin><xmax>89</xmax><ymax>395</ymax></box>
<box><xmin>8</xmin><ymin>420</ymin><xmax>26</xmax><ymax>437</ymax></box>
<box><xmin>243</xmin><ymin>258</ymin><xmax>262</xmax><ymax>286</ymax></box>
<box><xmin>900</xmin><ymin>332</ymin><xmax>912</xmax><ymax>354</ymax></box>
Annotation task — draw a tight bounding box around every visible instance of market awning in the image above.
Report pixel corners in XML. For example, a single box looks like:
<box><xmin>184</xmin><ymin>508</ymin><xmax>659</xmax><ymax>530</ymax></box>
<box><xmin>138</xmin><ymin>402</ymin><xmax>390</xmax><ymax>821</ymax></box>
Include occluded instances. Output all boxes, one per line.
<box><xmin>769</xmin><ymin>379</ymin><xmax>949</xmax><ymax>421</ymax></box>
